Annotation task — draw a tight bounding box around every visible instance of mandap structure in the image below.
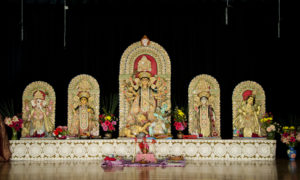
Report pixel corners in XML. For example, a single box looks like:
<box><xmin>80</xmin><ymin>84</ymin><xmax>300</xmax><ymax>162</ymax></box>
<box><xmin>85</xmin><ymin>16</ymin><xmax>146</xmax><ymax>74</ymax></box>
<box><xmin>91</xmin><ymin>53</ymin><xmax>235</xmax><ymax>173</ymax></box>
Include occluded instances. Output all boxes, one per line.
<box><xmin>119</xmin><ymin>36</ymin><xmax>171</xmax><ymax>138</ymax></box>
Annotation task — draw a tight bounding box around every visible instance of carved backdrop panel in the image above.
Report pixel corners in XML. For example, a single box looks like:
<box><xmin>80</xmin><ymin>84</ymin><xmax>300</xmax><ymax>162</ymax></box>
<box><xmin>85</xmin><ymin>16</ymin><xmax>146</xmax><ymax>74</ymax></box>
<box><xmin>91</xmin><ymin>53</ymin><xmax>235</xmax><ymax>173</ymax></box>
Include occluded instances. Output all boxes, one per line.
<box><xmin>119</xmin><ymin>36</ymin><xmax>171</xmax><ymax>137</ymax></box>
<box><xmin>22</xmin><ymin>81</ymin><xmax>56</xmax><ymax>137</ymax></box>
<box><xmin>68</xmin><ymin>74</ymin><xmax>100</xmax><ymax>136</ymax></box>
<box><xmin>232</xmin><ymin>81</ymin><xmax>266</xmax><ymax>137</ymax></box>
<box><xmin>188</xmin><ymin>74</ymin><xmax>220</xmax><ymax>137</ymax></box>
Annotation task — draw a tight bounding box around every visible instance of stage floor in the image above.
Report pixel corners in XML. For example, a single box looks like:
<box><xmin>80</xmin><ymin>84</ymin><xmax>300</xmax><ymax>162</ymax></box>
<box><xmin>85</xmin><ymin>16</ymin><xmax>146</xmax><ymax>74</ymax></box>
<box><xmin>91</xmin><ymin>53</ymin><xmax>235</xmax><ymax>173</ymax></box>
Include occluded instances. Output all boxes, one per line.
<box><xmin>1</xmin><ymin>159</ymin><xmax>299</xmax><ymax>180</ymax></box>
<box><xmin>9</xmin><ymin>139</ymin><xmax>276</xmax><ymax>160</ymax></box>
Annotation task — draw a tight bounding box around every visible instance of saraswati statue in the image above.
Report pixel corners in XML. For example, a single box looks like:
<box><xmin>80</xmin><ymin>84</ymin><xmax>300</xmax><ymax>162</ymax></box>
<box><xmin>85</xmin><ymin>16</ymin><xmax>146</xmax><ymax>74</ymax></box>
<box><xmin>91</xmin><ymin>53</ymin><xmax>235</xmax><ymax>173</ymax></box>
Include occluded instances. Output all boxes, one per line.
<box><xmin>68</xmin><ymin>74</ymin><xmax>100</xmax><ymax>137</ymax></box>
<box><xmin>21</xmin><ymin>81</ymin><xmax>56</xmax><ymax>137</ymax></box>
<box><xmin>119</xmin><ymin>36</ymin><xmax>171</xmax><ymax>138</ymax></box>
<box><xmin>232</xmin><ymin>81</ymin><xmax>266</xmax><ymax>138</ymax></box>
<box><xmin>188</xmin><ymin>74</ymin><xmax>220</xmax><ymax>137</ymax></box>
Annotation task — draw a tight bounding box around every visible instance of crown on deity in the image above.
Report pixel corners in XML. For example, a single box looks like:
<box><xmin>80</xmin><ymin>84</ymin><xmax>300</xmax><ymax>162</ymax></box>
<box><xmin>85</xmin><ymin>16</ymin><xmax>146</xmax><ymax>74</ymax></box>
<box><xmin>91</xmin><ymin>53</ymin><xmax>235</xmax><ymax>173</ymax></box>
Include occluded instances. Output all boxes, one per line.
<box><xmin>33</xmin><ymin>90</ymin><xmax>46</xmax><ymax>100</ymax></box>
<box><xmin>197</xmin><ymin>80</ymin><xmax>211</xmax><ymax>98</ymax></box>
<box><xmin>198</xmin><ymin>91</ymin><xmax>211</xmax><ymax>98</ymax></box>
<box><xmin>77</xmin><ymin>91</ymin><xmax>90</xmax><ymax>99</ymax></box>
<box><xmin>242</xmin><ymin>90</ymin><xmax>255</xmax><ymax>101</ymax></box>
<box><xmin>138</xmin><ymin>71</ymin><xmax>152</xmax><ymax>79</ymax></box>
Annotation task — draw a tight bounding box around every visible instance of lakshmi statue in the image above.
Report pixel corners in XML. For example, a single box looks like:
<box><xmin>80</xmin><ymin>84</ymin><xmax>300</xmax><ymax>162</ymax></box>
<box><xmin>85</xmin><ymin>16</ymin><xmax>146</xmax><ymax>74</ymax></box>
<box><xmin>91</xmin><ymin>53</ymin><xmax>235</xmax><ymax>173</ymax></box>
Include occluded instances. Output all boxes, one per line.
<box><xmin>189</xmin><ymin>77</ymin><xmax>219</xmax><ymax>137</ymax></box>
<box><xmin>119</xmin><ymin>36</ymin><xmax>171</xmax><ymax>137</ymax></box>
<box><xmin>233</xmin><ymin>90</ymin><xmax>262</xmax><ymax>137</ymax></box>
<box><xmin>232</xmin><ymin>81</ymin><xmax>266</xmax><ymax>138</ymax></box>
<box><xmin>70</xmin><ymin>91</ymin><xmax>98</xmax><ymax>136</ymax></box>
<box><xmin>22</xmin><ymin>81</ymin><xmax>56</xmax><ymax>137</ymax></box>
<box><xmin>68</xmin><ymin>74</ymin><xmax>100</xmax><ymax>137</ymax></box>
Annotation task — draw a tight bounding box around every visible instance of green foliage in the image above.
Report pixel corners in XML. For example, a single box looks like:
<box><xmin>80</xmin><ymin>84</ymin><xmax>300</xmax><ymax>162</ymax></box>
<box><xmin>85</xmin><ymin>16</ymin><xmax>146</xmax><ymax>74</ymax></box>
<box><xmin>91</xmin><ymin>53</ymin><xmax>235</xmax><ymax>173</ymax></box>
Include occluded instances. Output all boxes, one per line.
<box><xmin>101</xmin><ymin>93</ymin><xmax>118</xmax><ymax>115</ymax></box>
<box><xmin>0</xmin><ymin>98</ymin><xmax>15</xmax><ymax>118</ymax></box>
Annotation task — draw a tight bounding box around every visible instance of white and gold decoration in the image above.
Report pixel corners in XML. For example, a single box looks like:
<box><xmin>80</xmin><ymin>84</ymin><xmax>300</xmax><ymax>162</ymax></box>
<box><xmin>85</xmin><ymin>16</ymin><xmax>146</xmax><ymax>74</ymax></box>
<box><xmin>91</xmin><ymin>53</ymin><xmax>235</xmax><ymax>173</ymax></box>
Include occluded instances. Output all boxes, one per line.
<box><xmin>68</xmin><ymin>74</ymin><xmax>100</xmax><ymax>137</ymax></box>
<box><xmin>9</xmin><ymin>139</ymin><xmax>276</xmax><ymax>160</ymax></box>
<box><xmin>188</xmin><ymin>74</ymin><xmax>220</xmax><ymax>137</ymax></box>
<box><xmin>232</xmin><ymin>81</ymin><xmax>266</xmax><ymax>137</ymax></box>
<box><xmin>119</xmin><ymin>36</ymin><xmax>171</xmax><ymax>137</ymax></box>
<box><xmin>22</xmin><ymin>81</ymin><xmax>56</xmax><ymax>137</ymax></box>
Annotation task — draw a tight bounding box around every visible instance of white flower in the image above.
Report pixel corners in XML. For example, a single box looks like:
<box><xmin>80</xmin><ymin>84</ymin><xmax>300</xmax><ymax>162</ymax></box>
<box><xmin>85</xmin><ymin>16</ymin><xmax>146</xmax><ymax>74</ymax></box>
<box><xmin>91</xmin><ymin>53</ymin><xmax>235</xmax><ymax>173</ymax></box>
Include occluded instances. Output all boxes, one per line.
<box><xmin>12</xmin><ymin>116</ymin><xmax>19</xmax><ymax>122</ymax></box>
<box><xmin>37</xmin><ymin>130</ymin><xmax>44</xmax><ymax>135</ymax></box>
<box><xmin>4</xmin><ymin>117</ymin><xmax>12</xmax><ymax>126</ymax></box>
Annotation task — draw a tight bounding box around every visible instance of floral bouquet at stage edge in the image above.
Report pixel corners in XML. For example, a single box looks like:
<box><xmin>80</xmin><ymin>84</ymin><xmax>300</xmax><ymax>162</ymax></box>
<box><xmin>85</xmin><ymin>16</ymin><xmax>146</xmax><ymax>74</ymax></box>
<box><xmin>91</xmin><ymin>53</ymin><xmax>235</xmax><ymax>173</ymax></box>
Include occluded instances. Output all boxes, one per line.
<box><xmin>260</xmin><ymin>112</ymin><xmax>281</xmax><ymax>139</ymax></box>
<box><xmin>280</xmin><ymin>126</ymin><xmax>300</xmax><ymax>160</ymax></box>
<box><xmin>53</xmin><ymin>126</ymin><xmax>69</xmax><ymax>139</ymax></box>
<box><xmin>172</xmin><ymin>106</ymin><xmax>187</xmax><ymax>138</ymax></box>
<box><xmin>4</xmin><ymin>115</ymin><xmax>23</xmax><ymax>140</ymax></box>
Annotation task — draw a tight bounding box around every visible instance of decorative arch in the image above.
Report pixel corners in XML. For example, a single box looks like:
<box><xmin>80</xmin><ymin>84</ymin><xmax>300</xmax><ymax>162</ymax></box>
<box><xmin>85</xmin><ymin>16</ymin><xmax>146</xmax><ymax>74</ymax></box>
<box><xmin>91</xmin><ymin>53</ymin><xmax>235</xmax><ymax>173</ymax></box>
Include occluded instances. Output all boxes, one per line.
<box><xmin>232</xmin><ymin>81</ymin><xmax>266</xmax><ymax>137</ymax></box>
<box><xmin>119</xmin><ymin>36</ymin><xmax>171</xmax><ymax>136</ymax></box>
<box><xmin>188</xmin><ymin>74</ymin><xmax>220</xmax><ymax>137</ymax></box>
<box><xmin>68</xmin><ymin>74</ymin><xmax>100</xmax><ymax>136</ymax></box>
<box><xmin>22</xmin><ymin>81</ymin><xmax>56</xmax><ymax>137</ymax></box>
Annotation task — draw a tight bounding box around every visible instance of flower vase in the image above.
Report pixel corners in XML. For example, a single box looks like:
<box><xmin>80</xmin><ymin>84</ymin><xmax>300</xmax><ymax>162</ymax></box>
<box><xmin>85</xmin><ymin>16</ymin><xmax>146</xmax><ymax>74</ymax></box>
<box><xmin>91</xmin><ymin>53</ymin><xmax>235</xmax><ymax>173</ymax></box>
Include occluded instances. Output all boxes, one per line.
<box><xmin>267</xmin><ymin>132</ymin><xmax>275</xmax><ymax>140</ymax></box>
<box><xmin>177</xmin><ymin>131</ymin><xmax>183</xmax><ymax>139</ymax></box>
<box><xmin>287</xmin><ymin>146</ymin><xmax>297</xmax><ymax>160</ymax></box>
<box><xmin>11</xmin><ymin>128</ymin><xmax>18</xmax><ymax>140</ymax></box>
<box><xmin>104</xmin><ymin>132</ymin><xmax>112</xmax><ymax>139</ymax></box>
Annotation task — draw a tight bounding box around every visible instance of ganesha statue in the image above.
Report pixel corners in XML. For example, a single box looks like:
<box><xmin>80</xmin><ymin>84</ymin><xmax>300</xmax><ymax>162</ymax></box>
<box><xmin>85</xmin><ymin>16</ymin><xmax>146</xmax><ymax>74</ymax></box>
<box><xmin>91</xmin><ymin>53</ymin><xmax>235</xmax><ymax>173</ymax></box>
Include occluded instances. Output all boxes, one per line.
<box><xmin>22</xmin><ymin>81</ymin><xmax>56</xmax><ymax>137</ymax></box>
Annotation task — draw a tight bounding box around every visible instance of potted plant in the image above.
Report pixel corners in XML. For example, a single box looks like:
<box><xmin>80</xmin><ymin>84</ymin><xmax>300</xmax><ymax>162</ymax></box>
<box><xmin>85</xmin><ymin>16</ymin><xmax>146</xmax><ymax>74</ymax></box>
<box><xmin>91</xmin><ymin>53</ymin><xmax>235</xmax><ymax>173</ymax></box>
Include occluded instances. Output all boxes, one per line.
<box><xmin>99</xmin><ymin>93</ymin><xmax>118</xmax><ymax>139</ymax></box>
<box><xmin>0</xmin><ymin>99</ymin><xmax>23</xmax><ymax>140</ymax></box>
<box><xmin>260</xmin><ymin>112</ymin><xmax>281</xmax><ymax>139</ymax></box>
<box><xmin>280</xmin><ymin>126</ymin><xmax>300</xmax><ymax>160</ymax></box>
<box><xmin>172</xmin><ymin>106</ymin><xmax>187</xmax><ymax>139</ymax></box>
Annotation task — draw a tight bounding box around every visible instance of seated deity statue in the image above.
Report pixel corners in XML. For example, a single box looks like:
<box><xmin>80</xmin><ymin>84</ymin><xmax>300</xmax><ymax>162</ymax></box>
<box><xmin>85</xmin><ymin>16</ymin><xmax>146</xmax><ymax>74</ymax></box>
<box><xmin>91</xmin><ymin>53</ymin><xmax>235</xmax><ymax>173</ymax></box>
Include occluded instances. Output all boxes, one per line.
<box><xmin>23</xmin><ymin>90</ymin><xmax>55</xmax><ymax>137</ymax></box>
<box><xmin>233</xmin><ymin>90</ymin><xmax>262</xmax><ymax>137</ymax></box>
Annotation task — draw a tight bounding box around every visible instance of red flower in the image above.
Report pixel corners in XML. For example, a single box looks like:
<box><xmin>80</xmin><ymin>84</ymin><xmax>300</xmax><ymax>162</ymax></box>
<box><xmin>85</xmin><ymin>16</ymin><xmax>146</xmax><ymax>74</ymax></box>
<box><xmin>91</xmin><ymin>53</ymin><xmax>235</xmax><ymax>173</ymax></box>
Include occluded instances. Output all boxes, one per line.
<box><xmin>108</xmin><ymin>124</ymin><xmax>114</xmax><ymax>131</ymax></box>
<box><xmin>291</xmin><ymin>136</ymin><xmax>296</xmax><ymax>142</ymax></box>
<box><xmin>152</xmin><ymin>139</ymin><xmax>156</xmax><ymax>144</ymax></box>
<box><xmin>105</xmin><ymin>120</ymin><xmax>111</xmax><ymax>126</ymax></box>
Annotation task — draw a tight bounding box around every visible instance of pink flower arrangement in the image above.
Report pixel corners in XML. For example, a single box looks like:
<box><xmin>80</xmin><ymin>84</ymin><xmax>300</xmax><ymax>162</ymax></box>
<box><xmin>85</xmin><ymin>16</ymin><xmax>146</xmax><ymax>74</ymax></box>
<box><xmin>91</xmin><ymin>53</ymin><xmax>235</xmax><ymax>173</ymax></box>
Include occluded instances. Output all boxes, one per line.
<box><xmin>174</xmin><ymin>122</ymin><xmax>186</xmax><ymax>131</ymax></box>
<box><xmin>4</xmin><ymin>116</ymin><xmax>23</xmax><ymax>131</ymax></box>
<box><xmin>280</xmin><ymin>127</ymin><xmax>300</xmax><ymax>148</ymax></box>
<box><xmin>99</xmin><ymin>114</ymin><xmax>118</xmax><ymax>132</ymax></box>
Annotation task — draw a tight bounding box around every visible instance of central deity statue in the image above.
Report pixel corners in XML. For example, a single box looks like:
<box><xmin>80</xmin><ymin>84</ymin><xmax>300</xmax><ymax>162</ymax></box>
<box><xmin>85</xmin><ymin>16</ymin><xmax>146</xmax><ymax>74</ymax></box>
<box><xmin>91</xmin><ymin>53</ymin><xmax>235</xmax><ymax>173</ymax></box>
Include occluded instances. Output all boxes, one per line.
<box><xmin>119</xmin><ymin>36</ymin><xmax>171</xmax><ymax>138</ymax></box>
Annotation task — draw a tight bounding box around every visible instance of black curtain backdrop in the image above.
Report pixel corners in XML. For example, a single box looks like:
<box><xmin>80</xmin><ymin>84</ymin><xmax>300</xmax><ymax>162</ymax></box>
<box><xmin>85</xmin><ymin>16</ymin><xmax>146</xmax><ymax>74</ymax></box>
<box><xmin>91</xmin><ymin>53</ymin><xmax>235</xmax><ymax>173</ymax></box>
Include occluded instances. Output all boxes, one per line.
<box><xmin>5</xmin><ymin>0</ymin><xmax>300</xmax><ymax>157</ymax></box>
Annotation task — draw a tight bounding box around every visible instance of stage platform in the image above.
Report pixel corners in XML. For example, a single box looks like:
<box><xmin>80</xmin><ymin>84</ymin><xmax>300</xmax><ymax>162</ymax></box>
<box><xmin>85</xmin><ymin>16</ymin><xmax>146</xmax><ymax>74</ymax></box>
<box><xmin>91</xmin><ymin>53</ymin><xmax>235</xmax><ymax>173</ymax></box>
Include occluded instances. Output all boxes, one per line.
<box><xmin>9</xmin><ymin>139</ymin><xmax>276</xmax><ymax>160</ymax></box>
